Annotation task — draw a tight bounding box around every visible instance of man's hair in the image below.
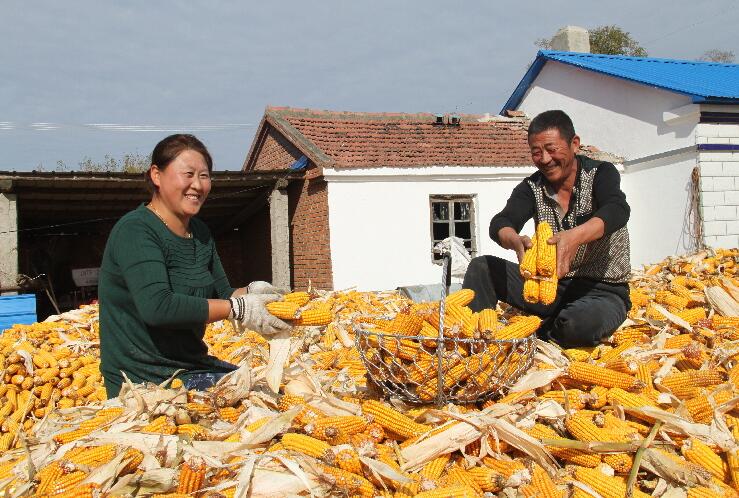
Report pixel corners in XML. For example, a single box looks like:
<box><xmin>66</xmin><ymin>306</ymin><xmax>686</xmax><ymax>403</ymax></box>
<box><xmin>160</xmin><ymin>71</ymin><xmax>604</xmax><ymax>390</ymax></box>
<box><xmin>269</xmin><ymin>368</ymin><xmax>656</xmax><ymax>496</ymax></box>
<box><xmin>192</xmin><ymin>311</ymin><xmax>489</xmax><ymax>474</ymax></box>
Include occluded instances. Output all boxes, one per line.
<box><xmin>528</xmin><ymin>110</ymin><xmax>576</xmax><ymax>143</ymax></box>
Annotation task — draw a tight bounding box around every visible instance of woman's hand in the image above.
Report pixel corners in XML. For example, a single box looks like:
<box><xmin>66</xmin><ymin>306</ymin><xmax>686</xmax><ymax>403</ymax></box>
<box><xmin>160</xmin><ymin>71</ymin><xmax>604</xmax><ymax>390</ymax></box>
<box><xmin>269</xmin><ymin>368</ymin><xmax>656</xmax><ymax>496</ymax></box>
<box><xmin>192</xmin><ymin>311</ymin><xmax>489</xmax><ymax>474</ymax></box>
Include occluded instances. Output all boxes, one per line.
<box><xmin>230</xmin><ymin>294</ymin><xmax>292</xmax><ymax>335</ymax></box>
<box><xmin>247</xmin><ymin>281</ymin><xmax>290</xmax><ymax>295</ymax></box>
<box><xmin>498</xmin><ymin>227</ymin><xmax>533</xmax><ymax>263</ymax></box>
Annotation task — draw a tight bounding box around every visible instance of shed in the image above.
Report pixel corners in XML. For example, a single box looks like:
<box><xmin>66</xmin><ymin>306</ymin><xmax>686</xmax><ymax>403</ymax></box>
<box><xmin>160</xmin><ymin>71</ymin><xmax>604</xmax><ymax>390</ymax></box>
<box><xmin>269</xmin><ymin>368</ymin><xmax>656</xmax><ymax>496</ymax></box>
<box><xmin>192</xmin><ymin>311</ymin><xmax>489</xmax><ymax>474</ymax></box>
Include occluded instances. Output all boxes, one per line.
<box><xmin>0</xmin><ymin>170</ymin><xmax>302</xmax><ymax>318</ymax></box>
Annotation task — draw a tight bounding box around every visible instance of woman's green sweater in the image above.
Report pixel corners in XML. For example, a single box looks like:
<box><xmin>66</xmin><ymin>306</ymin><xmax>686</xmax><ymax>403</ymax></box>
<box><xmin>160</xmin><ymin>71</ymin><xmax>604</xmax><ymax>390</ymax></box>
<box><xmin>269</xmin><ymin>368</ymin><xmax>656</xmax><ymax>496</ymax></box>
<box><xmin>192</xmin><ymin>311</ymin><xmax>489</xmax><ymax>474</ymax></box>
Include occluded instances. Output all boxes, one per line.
<box><xmin>98</xmin><ymin>205</ymin><xmax>234</xmax><ymax>397</ymax></box>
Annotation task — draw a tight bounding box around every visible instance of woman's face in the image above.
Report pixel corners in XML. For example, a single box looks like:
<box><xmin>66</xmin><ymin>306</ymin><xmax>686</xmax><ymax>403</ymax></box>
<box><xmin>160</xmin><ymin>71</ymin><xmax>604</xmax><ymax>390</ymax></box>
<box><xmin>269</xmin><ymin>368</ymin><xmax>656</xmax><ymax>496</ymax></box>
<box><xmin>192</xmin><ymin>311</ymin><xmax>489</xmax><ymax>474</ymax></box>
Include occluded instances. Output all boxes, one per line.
<box><xmin>151</xmin><ymin>149</ymin><xmax>211</xmax><ymax>220</ymax></box>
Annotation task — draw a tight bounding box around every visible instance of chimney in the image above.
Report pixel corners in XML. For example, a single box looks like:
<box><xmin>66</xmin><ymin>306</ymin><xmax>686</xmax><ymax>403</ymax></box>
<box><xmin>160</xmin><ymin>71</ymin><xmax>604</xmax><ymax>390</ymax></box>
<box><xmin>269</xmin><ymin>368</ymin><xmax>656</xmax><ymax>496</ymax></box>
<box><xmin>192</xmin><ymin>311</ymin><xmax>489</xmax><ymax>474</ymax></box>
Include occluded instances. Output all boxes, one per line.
<box><xmin>550</xmin><ymin>26</ymin><xmax>590</xmax><ymax>53</ymax></box>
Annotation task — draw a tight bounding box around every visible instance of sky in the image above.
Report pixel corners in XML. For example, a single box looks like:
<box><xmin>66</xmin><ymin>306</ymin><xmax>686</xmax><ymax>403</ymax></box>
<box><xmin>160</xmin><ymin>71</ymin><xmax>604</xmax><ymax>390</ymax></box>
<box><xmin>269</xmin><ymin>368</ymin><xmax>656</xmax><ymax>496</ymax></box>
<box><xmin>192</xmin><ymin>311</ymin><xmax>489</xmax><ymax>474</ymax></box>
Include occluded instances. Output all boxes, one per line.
<box><xmin>2</xmin><ymin>0</ymin><xmax>738</xmax><ymax>172</ymax></box>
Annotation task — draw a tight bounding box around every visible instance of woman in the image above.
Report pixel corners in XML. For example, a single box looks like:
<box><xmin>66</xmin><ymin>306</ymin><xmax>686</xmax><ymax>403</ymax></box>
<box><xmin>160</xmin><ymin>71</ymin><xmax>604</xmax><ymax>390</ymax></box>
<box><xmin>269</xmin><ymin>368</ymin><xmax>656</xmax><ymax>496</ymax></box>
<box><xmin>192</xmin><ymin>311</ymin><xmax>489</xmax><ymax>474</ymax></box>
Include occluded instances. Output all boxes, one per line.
<box><xmin>98</xmin><ymin>134</ymin><xmax>290</xmax><ymax>398</ymax></box>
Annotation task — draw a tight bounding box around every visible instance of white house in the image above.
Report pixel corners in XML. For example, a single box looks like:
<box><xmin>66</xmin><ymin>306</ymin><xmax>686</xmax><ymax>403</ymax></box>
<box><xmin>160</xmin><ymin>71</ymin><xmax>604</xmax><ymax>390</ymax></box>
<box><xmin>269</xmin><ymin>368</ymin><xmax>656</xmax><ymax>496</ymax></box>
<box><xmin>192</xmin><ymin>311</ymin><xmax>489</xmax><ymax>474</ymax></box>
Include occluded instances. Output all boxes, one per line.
<box><xmin>244</xmin><ymin>107</ymin><xmax>619</xmax><ymax>291</ymax></box>
<box><xmin>502</xmin><ymin>50</ymin><xmax>739</xmax><ymax>264</ymax></box>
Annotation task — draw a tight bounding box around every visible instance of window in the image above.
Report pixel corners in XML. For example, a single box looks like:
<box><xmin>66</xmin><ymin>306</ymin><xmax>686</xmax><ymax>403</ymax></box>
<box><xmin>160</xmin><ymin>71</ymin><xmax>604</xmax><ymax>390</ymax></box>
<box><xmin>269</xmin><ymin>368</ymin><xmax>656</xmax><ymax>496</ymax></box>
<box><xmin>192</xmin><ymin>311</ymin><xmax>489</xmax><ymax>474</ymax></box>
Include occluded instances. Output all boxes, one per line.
<box><xmin>430</xmin><ymin>196</ymin><xmax>476</xmax><ymax>262</ymax></box>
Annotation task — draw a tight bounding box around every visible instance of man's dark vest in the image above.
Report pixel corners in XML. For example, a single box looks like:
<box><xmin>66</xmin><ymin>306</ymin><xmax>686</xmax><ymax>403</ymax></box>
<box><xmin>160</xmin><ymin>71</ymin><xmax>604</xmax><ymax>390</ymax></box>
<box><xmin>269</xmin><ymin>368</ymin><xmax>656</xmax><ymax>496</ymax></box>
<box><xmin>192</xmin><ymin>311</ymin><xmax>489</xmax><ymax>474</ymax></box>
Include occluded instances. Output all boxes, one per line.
<box><xmin>525</xmin><ymin>156</ymin><xmax>631</xmax><ymax>283</ymax></box>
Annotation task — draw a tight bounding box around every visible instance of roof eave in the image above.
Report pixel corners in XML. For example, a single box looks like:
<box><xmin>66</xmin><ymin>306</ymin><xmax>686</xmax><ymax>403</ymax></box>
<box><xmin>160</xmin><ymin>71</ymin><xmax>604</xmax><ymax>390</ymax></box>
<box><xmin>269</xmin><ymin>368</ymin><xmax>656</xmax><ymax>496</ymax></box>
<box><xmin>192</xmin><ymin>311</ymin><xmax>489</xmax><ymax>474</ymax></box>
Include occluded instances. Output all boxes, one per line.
<box><xmin>500</xmin><ymin>51</ymin><xmax>548</xmax><ymax>114</ymax></box>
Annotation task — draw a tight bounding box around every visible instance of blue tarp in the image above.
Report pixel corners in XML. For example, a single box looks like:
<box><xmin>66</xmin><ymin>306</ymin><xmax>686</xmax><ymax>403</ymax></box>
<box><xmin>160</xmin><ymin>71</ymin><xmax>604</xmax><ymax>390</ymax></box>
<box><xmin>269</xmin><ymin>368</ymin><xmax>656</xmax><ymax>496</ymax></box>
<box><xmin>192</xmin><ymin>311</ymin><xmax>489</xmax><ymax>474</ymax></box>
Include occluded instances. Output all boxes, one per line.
<box><xmin>0</xmin><ymin>294</ymin><xmax>37</xmax><ymax>332</ymax></box>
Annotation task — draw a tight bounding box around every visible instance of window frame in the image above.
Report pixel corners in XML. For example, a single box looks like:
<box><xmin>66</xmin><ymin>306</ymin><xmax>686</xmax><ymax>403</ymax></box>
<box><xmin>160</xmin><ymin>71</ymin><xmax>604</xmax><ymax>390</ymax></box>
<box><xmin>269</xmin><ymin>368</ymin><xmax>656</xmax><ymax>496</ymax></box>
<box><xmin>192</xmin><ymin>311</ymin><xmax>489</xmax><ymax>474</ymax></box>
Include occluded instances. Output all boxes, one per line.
<box><xmin>429</xmin><ymin>195</ymin><xmax>477</xmax><ymax>264</ymax></box>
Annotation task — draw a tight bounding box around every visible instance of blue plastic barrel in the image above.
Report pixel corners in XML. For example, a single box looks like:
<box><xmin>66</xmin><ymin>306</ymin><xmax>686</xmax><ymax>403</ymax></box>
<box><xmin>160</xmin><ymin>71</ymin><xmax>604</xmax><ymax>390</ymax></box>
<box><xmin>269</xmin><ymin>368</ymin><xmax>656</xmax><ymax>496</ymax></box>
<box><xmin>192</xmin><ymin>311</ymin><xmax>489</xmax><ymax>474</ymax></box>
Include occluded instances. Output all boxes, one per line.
<box><xmin>0</xmin><ymin>294</ymin><xmax>38</xmax><ymax>332</ymax></box>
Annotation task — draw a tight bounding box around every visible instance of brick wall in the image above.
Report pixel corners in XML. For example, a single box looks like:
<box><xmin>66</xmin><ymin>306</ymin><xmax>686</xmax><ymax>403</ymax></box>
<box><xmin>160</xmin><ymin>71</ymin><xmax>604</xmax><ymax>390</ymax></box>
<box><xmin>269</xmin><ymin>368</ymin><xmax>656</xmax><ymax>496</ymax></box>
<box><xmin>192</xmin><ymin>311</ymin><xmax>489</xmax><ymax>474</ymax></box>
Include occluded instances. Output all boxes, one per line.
<box><xmin>252</xmin><ymin>127</ymin><xmax>303</xmax><ymax>171</ymax></box>
<box><xmin>248</xmin><ymin>124</ymin><xmax>335</xmax><ymax>290</ymax></box>
<box><xmin>697</xmin><ymin>123</ymin><xmax>739</xmax><ymax>248</ymax></box>
<box><xmin>288</xmin><ymin>176</ymin><xmax>333</xmax><ymax>290</ymax></box>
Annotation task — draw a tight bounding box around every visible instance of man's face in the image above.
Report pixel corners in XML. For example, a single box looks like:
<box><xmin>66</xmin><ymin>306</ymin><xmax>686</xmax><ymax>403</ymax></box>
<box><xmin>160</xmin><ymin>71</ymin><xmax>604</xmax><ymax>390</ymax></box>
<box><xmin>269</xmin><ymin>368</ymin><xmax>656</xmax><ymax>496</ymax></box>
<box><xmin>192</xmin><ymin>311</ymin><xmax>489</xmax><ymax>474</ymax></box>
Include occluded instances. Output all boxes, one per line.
<box><xmin>528</xmin><ymin>128</ymin><xmax>580</xmax><ymax>186</ymax></box>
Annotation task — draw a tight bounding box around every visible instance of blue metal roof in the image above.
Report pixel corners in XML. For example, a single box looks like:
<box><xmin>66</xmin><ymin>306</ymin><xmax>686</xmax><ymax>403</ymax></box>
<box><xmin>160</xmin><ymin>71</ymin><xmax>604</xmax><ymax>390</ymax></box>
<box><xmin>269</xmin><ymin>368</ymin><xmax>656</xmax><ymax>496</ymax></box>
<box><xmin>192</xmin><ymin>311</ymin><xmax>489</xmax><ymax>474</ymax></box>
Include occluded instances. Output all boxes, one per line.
<box><xmin>502</xmin><ymin>50</ymin><xmax>739</xmax><ymax>113</ymax></box>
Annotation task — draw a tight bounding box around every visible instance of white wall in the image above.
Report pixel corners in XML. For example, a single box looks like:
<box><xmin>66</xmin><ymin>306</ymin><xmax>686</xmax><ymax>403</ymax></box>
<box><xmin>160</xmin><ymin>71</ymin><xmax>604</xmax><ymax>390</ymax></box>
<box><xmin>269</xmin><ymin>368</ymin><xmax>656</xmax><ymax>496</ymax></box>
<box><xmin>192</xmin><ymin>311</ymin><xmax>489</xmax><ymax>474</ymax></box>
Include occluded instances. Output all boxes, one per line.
<box><xmin>324</xmin><ymin>166</ymin><xmax>535</xmax><ymax>291</ymax></box>
<box><xmin>621</xmin><ymin>151</ymin><xmax>698</xmax><ymax>267</ymax></box>
<box><xmin>517</xmin><ymin>62</ymin><xmax>696</xmax><ymax>161</ymax></box>
<box><xmin>696</xmin><ymin>122</ymin><xmax>739</xmax><ymax>249</ymax></box>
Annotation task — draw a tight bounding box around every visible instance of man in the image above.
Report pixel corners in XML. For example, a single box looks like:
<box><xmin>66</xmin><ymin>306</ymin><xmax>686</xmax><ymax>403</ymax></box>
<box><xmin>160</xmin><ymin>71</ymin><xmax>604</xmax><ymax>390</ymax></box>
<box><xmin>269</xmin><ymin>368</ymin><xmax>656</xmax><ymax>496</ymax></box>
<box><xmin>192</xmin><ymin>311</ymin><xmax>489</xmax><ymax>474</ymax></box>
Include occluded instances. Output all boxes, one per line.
<box><xmin>463</xmin><ymin>110</ymin><xmax>631</xmax><ymax>347</ymax></box>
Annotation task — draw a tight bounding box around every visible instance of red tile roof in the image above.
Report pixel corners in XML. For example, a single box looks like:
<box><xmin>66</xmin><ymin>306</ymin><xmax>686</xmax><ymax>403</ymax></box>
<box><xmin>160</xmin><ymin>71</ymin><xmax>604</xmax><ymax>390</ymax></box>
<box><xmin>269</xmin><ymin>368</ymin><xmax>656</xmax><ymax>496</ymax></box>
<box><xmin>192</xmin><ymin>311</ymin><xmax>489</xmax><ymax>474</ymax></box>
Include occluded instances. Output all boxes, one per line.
<box><xmin>248</xmin><ymin>107</ymin><xmax>533</xmax><ymax>170</ymax></box>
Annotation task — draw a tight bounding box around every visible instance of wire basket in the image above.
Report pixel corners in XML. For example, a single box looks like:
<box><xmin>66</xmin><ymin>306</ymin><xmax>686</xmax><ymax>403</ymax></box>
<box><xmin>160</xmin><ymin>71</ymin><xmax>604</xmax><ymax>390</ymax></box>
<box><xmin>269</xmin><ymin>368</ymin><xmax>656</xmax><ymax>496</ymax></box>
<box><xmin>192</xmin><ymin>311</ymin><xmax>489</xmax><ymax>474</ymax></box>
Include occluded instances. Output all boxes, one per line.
<box><xmin>354</xmin><ymin>252</ymin><xmax>537</xmax><ymax>405</ymax></box>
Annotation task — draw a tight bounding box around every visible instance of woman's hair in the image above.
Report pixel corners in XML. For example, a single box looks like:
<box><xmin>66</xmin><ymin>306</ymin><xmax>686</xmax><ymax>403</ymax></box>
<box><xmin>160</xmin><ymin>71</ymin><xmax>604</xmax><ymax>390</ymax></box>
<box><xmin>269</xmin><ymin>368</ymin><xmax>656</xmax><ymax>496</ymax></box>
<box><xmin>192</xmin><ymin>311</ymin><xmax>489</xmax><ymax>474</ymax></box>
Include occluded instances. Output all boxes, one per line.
<box><xmin>144</xmin><ymin>134</ymin><xmax>213</xmax><ymax>194</ymax></box>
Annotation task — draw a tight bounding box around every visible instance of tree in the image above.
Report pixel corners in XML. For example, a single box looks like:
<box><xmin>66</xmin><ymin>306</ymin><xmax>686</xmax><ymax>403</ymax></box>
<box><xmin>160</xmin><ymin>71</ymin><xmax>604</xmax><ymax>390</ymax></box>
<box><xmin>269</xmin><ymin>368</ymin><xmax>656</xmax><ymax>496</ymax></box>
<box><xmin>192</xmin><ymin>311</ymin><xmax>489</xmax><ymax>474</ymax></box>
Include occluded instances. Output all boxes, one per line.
<box><xmin>698</xmin><ymin>49</ymin><xmax>735</xmax><ymax>63</ymax></box>
<box><xmin>56</xmin><ymin>152</ymin><xmax>151</xmax><ymax>173</ymax></box>
<box><xmin>536</xmin><ymin>25</ymin><xmax>648</xmax><ymax>57</ymax></box>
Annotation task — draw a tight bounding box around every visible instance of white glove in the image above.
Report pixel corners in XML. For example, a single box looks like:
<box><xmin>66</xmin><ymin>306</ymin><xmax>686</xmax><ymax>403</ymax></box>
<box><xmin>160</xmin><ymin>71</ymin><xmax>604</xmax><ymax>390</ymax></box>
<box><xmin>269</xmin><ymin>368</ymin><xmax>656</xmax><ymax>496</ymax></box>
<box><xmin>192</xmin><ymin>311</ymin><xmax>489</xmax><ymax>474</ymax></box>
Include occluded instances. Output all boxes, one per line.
<box><xmin>230</xmin><ymin>294</ymin><xmax>292</xmax><ymax>336</ymax></box>
<box><xmin>247</xmin><ymin>281</ymin><xmax>290</xmax><ymax>295</ymax></box>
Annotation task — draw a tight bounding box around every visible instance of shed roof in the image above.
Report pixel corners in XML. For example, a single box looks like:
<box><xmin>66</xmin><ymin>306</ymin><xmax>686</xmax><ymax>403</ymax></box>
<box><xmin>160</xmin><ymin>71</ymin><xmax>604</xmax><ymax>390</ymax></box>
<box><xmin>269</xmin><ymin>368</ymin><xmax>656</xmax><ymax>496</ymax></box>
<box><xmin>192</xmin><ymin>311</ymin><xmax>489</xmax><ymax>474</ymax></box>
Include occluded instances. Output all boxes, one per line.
<box><xmin>503</xmin><ymin>50</ymin><xmax>739</xmax><ymax>112</ymax></box>
<box><xmin>244</xmin><ymin>107</ymin><xmax>533</xmax><ymax>171</ymax></box>
<box><xmin>0</xmin><ymin>170</ymin><xmax>302</xmax><ymax>235</ymax></box>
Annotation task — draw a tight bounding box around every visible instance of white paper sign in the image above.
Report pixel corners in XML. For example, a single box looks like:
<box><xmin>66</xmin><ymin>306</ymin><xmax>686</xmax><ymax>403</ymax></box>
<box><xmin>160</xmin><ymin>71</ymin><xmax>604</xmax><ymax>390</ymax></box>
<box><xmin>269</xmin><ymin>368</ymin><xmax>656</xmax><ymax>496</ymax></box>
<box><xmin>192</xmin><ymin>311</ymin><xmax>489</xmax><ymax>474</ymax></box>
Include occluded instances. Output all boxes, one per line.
<box><xmin>71</xmin><ymin>267</ymin><xmax>100</xmax><ymax>287</ymax></box>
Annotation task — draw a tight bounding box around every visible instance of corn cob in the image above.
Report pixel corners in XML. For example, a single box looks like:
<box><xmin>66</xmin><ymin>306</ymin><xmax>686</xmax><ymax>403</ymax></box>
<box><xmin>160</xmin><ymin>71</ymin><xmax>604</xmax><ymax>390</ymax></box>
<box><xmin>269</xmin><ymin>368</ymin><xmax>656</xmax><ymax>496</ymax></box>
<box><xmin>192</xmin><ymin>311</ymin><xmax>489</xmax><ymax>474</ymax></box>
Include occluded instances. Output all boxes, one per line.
<box><xmin>567</xmin><ymin>362</ymin><xmax>644</xmax><ymax>390</ymax></box>
<box><xmin>295</xmin><ymin>308</ymin><xmax>333</xmax><ymax>326</ymax></box>
<box><xmin>390</xmin><ymin>311</ymin><xmax>424</xmax><ymax>335</ymax></box>
<box><xmin>281</xmin><ymin>433</ymin><xmax>332</xmax><ymax>460</ymax></box>
<box><xmin>414</xmin><ymin>484</ymin><xmax>479</xmax><ymax>498</ymax></box>
<box><xmin>520</xmin><ymin>237</ymin><xmax>538</xmax><ymax>278</ymax></box>
<box><xmin>266</xmin><ymin>300</ymin><xmax>301</xmax><ymax>319</ymax></box>
<box><xmin>445</xmin><ymin>288</ymin><xmax>475</xmax><ymax>307</ymax></box>
<box><xmin>523</xmin><ymin>279</ymin><xmax>539</xmax><ymax>304</ymax></box>
<box><xmin>305</xmin><ymin>416</ymin><xmax>368</xmax><ymax>442</ymax></box>
<box><xmin>120</xmin><ymin>447</ymin><xmax>145</xmax><ymax>475</ymax></box>
<box><xmin>419</xmin><ymin>453</ymin><xmax>451</xmax><ymax>480</ymax></box>
<box><xmin>655</xmin><ymin>290</ymin><xmax>689</xmax><ymax>310</ymax></box>
<box><xmin>536</xmin><ymin>222</ymin><xmax>556</xmax><ymax>277</ymax></box>
<box><xmin>142</xmin><ymin>415</ymin><xmax>178</xmax><ymax>434</ymax></box>
<box><xmin>477</xmin><ymin>308</ymin><xmax>498</xmax><ymax>334</ymax></box>
<box><xmin>361</xmin><ymin>400</ymin><xmax>430</xmax><ymax>439</ymax></box>
<box><xmin>317</xmin><ymin>463</ymin><xmax>376</xmax><ymax>498</ymax></box>
<box><xmin>573</xmin><ymin>466</ymin><xmax>651</xmax><ymax>498</ymax></box>
<box><xmin>540</xmin><ymin>277</ymin><xmax>558</xmax><ymax>305</ymax></box>
<box><xmin>467</xmin><ymin>466</ymin><xmax>505</xmax><ymax>493</ymax></box>
<box><xmin>283</xmin><ymin>291</ymin><xmax>311</xmax><ymax>306</ymax></box>
<box><xmin>530</xmin><ymin>463</ymin><xmax>563</xmax><ymax>498</ymax></box>
<box><xmin>681</xmin><ymin>438</ymin><xmax>728</xmax><ymax>481</ymax></box>
<box><xmin>494</xmin><ymin>315</ymin><xmax>542</xmax><ymax>340</ymax></box>
<box><xmin>446</xmin><ymin>465</ymin><xmax>485</xmax><ymax>495</ymax></box>
<box><xmin>660</xmin><ymin>370</ymin><xmax>724</xmax><ymax>398</ymax></box>
<box><xmin>177</xmin><ymin>457</ymin><xmax>206</xmax><ymax>494</ymax></box>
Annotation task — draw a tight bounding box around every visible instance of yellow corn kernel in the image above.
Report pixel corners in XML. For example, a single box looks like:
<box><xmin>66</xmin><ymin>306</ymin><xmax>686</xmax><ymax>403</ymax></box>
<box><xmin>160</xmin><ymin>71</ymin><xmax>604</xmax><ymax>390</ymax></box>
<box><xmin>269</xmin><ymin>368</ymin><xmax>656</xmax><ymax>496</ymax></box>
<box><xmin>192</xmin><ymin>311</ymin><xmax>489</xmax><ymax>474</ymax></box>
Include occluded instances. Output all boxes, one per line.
<box><xmin>414</xmin><ymin>484</ymin><xmax>479</xmax><ymax>498</ymax></box>
<box><xmin>477</xmin><ymin>308</ymin><xmax>498</xmax><ymax>335</ymax></box>
<box><xmin>305</xmin><ymin>416</ymin><xmax>368</xmax><ymax>442</ymax></box>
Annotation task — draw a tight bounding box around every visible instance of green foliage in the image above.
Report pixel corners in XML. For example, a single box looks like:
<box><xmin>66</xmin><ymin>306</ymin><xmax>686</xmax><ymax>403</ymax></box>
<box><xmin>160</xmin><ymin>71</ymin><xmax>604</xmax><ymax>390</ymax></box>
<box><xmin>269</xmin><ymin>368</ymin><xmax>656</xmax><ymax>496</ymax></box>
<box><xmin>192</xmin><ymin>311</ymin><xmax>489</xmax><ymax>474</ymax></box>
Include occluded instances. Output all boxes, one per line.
<box><xmin>535</xmin><ymin>25</ymin><xmax>647</xmax><ymax>57</ymax></box>
<box><xmin>55</xmin><ymin>152</ymin><xmax>151</xmax><ymax>173</ymax></box>
<box><xmin>589</xmin><ymin>25</ymin><xmax>647</xmax><ymax>57</ymax></box>
<box><xmin>697</xmin><ymin>49</ymin><xmax>735</xmax><ymax>63</ymax></box>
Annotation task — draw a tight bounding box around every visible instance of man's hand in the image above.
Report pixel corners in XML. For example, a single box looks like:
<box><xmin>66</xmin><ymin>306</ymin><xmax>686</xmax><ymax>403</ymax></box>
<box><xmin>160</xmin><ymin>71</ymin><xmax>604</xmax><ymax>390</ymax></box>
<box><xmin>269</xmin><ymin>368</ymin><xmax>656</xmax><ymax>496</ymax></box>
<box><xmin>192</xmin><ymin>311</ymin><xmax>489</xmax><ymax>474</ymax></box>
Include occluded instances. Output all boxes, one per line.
<box><xmin>247</xmin><ymin>281</ymin><xmax>290</xmax><ymax>295</ymax></box>
<box><xmin>548</xmin><ymin>217</ymin><xmax>606</xmax><ymax>278</ymax></box>
<box><xmin>232</xmin><ymin>294</ymin><xmax>292</xmax><ymax>335</ymax></box>
<box><xmin>498</xmin><ymin>227</ymin><xmax>533</xmax><ymax>263</ymax></box>
<box><xmin>548</xmin><ymin>229</ymin><xmax>581</xmax><ymax>278</ymax></box>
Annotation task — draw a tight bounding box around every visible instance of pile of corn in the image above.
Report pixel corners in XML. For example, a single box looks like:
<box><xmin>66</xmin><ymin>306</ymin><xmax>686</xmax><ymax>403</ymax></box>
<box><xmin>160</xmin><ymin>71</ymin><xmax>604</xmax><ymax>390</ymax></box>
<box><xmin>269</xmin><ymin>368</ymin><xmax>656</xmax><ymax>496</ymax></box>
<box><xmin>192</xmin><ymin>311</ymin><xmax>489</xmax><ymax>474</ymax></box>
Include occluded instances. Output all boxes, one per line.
<box><xmin>0</xmin><ymin>249</ymin><xmax>739</xmax><ymax>497</ymax></box>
